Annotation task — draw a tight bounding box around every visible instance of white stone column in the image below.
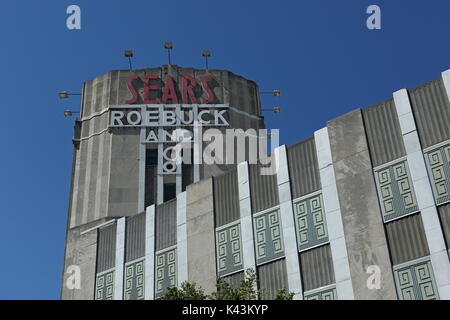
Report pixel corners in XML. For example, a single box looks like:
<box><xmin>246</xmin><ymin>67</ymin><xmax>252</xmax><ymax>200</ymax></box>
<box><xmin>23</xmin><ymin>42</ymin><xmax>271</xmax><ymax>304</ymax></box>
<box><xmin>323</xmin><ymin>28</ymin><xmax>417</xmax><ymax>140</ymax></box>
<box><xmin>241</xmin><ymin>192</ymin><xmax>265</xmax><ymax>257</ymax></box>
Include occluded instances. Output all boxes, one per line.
<box><xmin>177</xmin><ymin>191</ymin><xmax>188</xmax><ymax>286</ymax></box>
<box><xmin>175</xmin><ymin>105</ymin><xmax>183</xmax><ymax>196</ymax></box>
<box><xmin>157</xmin><ymin>135</ymin><xmax>164</xmax><ymax>205</ymax></box>
<box><xmin>114</xmin><ymin>217</ymin><xmax>126</xmax><ymax>300</ymax></box>
<box><xmin>193</xmin><ymin>105</ymin><xmax>201</xmax><ymax>182</ymax></box>
<box><xmin>314</xmin><ymin>127</ymin><xmax>355</xmax><ymax>300</ymax></box>
<box><xmin>274</xmin><ymin>145</ymin><xmax>303</xmax><ymax>300</ymax></box>
<box><xmin>237</xmin><ymin>162</ymin><xmax>256</xmax><ymax>273</ymax></box>
<box><xmin>138</xmin><ymin>119</ymin><xmax>146</xmax><ymax>213</ymax></box>
<box><xmin>442</xmin><ymin>69</ymin><xmax>450</xmax><ymax>99</ymax></box>
<box><xmin>394</xmin><ymin>89</ymin><xmax>450</xmax><ymax>299</ymax></box>
<box><xmin>144</xmin><ymin>205</ymin><xmax>156</xmax><ymax>300</ymax></box>
<box><xmin>157</xmin><ymin>105</ymin><xmax>165</xmax><ymax>205</ymax></box>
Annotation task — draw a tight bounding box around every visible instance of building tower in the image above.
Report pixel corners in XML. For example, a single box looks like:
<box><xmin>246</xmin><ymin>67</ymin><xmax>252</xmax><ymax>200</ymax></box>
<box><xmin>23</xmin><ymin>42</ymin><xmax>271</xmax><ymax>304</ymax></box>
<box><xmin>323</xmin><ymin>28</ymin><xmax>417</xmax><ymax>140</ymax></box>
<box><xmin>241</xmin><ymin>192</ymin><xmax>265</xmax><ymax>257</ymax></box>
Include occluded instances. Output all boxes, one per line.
<box><xmin>62</xmin><ymin>65</ymin><xmax>267</xmax><ymax>299</ymax></box>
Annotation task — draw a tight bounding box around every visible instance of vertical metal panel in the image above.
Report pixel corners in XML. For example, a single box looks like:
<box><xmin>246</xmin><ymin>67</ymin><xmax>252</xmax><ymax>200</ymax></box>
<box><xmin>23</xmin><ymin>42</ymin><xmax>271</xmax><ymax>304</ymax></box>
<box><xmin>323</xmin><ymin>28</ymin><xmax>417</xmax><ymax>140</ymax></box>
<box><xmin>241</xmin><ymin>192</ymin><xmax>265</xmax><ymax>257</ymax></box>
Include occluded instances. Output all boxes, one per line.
<box><xmin>257</xmin><ymin>259</ymin><xmax>288</xmax><ymax>299</ymax></box>
<box><xmin>214</xmin><ymin>170</ymin><xmax>240</xmax><ymax>227</ymax></box>
<box><xmin>155</xmin><ymin>199</ymin><xmax>177</xmax><ymax>251</ymax></box>
<box><xmin>362</xmin><ymin>99</ymin><xmax>406</xmax><ymax>167</ymax></box>
<box><xmin>438</xmin><ymin>203</ymin><xmax>450</xmax><ymax>249</ymax></box>
<box><xmin>224</xmin><ymin>272</ymin><xmax>244</xmax><ymax>289</ymax></box>
<box><xmin>125</xmin><ymin>213</ymin><xmax>146</xmax><ymax>263</ymax></box>
<box><xmin>385</xmin><ymin>213</ymin><xmax>429</xmax><ymax>265</ymax></box>
<box><xmin>248</xmin><ymin>164</ymin><xmax>279</xmax><ymax>213</ymax></box>
<box><xmin>96</xmin><ymin>223</ymin><xmax>117</xmax><ymax>273</ymax></box>
<box><xmin>409</xmin><ymin>77</ymin><xmax>450</xmax><ymax>148</ymax></box>
<box><xmin>286</xmin><ymin>137</ymin><xmax>321</xmax><ymax>199</ymax></box>
<box><xmin>300</xmin><ymin>244</ymin><xmax>335</xmax><ymax>292</ymax></box>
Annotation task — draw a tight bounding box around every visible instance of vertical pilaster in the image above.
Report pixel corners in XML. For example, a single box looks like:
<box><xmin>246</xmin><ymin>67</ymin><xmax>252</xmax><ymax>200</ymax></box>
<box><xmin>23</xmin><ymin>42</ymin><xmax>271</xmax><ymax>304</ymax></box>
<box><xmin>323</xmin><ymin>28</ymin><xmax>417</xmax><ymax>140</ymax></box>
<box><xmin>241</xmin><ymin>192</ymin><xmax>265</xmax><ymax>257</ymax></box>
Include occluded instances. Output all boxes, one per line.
<box><xmin>193</xmin><ymin>105</ymin><xmax>201</xmax><ymax>182</ymax></box>
<box><xmin>274</xmin><ymin>145</ymin><xmax>303</xmax><ymax>299</ymax></box>
<box><xmin>144</xmin><ymin>205</ymin><xmax>155</xmax><ymax>300</ymax></box>
<box><xmin>138</xmin><ymin>117</ymin><xmax>146</xmax><ymax>212</ymax></box>
<box><xmin>314</xmin><ymin>127</ymin><xmax>354</xmax><ymax>300</ymax></box>
<box><xmin>177</xmin><ymin>191</ymin><xmax>188</xmax><ymax>285</ymax></box>
<box><xmin>237</xmin><ymin>162</ymin><xmax>256</xmax><ymax>275</ymax></box>
<box><xmin>394</xmin><ymin>89</ymin><xmax>450</xmax><ymax>299</ymax></box>
<box><xmin>114</xmin><ymin>217</ymin><xmax>126</xmax><ymax>300</ymax></box>
<box><xmin>175</xmin><ymin>105</ymin><xmax>183</xmax><ymax>195</ymax></box>
<box><xmin>157</xmin><ymin>105</ymin><xmax>164</xmax><ymax>205</ymax></box>
<box><xmin>442</xmin><ymin>69</ymin><xmax>450</xmax><ymax>100</ymax></box>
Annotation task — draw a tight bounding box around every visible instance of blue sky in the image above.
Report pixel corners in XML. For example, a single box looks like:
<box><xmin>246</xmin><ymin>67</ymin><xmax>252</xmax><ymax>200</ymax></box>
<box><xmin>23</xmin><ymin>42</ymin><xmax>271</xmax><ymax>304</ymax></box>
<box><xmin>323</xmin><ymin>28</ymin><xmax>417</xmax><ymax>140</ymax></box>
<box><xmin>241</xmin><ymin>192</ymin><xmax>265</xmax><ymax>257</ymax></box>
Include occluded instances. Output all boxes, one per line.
<box><xmin>0</xmin><ymin>0</ymin><xmax>449</xmax><ymax>299</ymax></box>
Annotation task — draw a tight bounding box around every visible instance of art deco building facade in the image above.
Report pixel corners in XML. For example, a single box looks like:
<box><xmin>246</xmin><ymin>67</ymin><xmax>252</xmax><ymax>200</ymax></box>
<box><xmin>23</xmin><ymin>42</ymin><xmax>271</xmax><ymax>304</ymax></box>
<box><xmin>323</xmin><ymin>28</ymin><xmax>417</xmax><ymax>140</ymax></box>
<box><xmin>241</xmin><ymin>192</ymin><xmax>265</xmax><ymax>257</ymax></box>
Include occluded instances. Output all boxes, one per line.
<box><xmin>61</xmin><ymin>65</ymin><xmax>450</xmax><ymax>300</ymax></box>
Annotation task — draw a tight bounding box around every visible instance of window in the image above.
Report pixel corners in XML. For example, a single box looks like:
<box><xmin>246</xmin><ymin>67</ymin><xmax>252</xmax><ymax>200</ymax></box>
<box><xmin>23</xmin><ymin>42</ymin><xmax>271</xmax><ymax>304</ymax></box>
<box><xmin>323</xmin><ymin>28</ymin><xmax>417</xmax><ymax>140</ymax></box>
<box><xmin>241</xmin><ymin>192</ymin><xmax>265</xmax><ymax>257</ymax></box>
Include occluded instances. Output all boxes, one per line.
<box><xmin>146</xmin><ymin>148</ymin><xmax>158</xmax><ymax>166</ymax></box>
<box><xmin>164</xmin><ymin>183</ymin><xmax>176</xmax><ymax>202</ymax></box>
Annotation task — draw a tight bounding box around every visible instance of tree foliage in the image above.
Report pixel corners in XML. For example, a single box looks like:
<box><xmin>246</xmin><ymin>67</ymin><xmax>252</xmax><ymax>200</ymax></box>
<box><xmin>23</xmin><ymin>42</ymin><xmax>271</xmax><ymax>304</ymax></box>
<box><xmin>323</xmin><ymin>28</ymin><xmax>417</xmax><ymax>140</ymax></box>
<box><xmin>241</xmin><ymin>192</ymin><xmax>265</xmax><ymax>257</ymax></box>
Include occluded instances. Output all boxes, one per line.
<box><xmin>160</xmin><ymin>281</ymin><xmax>207</xmax><ymax>300</ymax></box>
<box><xmin>159</xmin><ymin>268</ymin><xmax>294</xmax><ymax>300</ymax></box>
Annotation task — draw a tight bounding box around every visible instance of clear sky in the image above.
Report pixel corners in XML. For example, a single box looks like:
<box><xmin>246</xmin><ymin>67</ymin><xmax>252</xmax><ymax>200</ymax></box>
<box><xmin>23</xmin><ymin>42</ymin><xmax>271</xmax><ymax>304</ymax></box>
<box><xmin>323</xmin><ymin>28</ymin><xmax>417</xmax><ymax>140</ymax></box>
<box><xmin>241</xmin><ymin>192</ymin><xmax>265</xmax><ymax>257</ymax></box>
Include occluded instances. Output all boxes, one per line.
<box><xmin>0</xmin><ymin>0</ymin><xmax>449</xmax><ymax>299</ymax></box>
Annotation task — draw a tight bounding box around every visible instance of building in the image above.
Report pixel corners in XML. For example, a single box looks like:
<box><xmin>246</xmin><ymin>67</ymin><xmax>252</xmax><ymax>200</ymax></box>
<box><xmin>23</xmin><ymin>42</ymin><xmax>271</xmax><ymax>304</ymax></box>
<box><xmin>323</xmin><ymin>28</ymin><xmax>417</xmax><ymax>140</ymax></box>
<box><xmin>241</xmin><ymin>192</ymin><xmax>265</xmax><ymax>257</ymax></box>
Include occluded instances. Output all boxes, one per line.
<box><xmin>61</xmin><ymin>65</ymin><xmax>450</xmax><ymax>300</ymax></box>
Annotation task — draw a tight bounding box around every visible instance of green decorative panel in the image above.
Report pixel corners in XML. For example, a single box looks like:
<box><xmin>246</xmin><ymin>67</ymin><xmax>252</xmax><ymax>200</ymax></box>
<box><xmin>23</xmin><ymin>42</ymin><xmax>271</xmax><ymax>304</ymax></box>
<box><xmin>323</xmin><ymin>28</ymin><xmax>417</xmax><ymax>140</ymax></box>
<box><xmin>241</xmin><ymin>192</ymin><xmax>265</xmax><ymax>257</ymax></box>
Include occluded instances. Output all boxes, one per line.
<box><xmin>293</xmin><ymin>193</ymin><xmax>328</xmax><ymax>251</ymax></box>
<box><xmin>304</xmin><ymin>285</ymin><xmax>337</xmax><ymax>300</ymax></box>
<box><xmin>124</xmin><ymin>258</ymin><xmax>145</xmax><ymax>300</ymax></box>
<box><xmin>394</xmin><ymin>258</ymin><xmax>439</xmax><ymax>300</ymax></box>
<box><xmin>95</xmin><ymin>269</ymin><xmax>114</xmax><ymax>300</ymax></box>
<box><xmin>253</xmin><ymin>209</ymin><xmax>284</xmax><ymax>265</ymax></box>
<box><xmin>216</xmin><ymin>222</ymin><xmax>244</xmax><ymax>276</ymax></box>
<box><xmin>155</xmin><ymin>247</ymin><xmax>177</xmax><ymax>298</ymax></box>
<box><xmin>374</xmin><ymin>159</ymin><xmax>418</xmax><ymax>222</ymax></box>
<box><xmin>424</xmin><ymin>143</ymin><xmax>450</xmax><ymax>205</ymax></box>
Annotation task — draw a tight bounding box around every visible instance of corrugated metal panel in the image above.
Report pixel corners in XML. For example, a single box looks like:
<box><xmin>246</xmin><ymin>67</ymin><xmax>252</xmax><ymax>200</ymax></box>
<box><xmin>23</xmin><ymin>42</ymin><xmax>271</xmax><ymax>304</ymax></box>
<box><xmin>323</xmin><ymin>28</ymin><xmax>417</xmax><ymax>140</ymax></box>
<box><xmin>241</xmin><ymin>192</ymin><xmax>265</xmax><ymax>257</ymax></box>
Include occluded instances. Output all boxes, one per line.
<box><xmin>155</xmin><ymin>199</ymin><xmax>177</xmax><ymax>251</ymax></box>
<box><xmin>409</xmin><ymin>77</ymin><xmax>450</xmax><ymax>148</ymax></box>
<box><xmin>286</xmin><ymin>137</ymin><xmax>321</xmax><ymax>199</ymax></box>
<box><xmin>385</xmin><ymin>213</ymin><xmax>429</xmax><ymax>265</ymax></box>
<box><xmin>214</xmin><ymin>170</ymin><xmax>240</xmax><ymax>227</ymax></box>
<box><xmin>362</xmin><ymin>99</ymin><xmax>406</xmax><ymax>167</ymax></box>
<box><xmin>224</xmin><ymin>272</ymin><xmax>244</xmax><ymax>289</ymax></box>
<box><xmin>300</xmin><ymin>244</ymin><xmax>335</xmax><ymax>292</ymax></box>
<box><xmin>96</xmin><ymin>223</ymin><xmax>117</xmax><ymax>273</ymax></box>
<box><xmin>125</xmin><ymin>213</ymin><xmax>146</xmax><ymax>263</ymax></box>
<box><xmin>438</xmin><ymin>203</ymin><xmax>450</xmax><ymax>249</ymax></box>
<box><xmin>257</xmin><ymin>259</ymin><xmax>288</xmax><ymax>299</ymax></box>
<box><xmin>248</xmin><ymin>164</ymin><xmax>279</xmax><ymax>213</ymax></box>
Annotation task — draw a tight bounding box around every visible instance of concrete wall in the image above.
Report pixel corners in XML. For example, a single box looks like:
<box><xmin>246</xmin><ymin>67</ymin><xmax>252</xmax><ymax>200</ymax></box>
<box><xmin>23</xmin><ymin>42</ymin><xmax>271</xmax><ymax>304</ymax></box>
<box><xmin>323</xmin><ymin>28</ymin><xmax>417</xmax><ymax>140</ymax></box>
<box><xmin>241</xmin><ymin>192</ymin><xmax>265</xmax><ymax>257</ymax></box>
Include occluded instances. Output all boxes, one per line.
<box><xmin>185</xmin><ymin>178</ymin><xmax>217</xmax><ymax>294</ymax></box>
<box><xmin>61</xmin><ymin>220</ymin><xmax>102</xmax><ymax>300</ymax></box>
<box><xmin>327</xmin><ymin>109</ymin><xmax>397</xmax><ymax>300</ymax></box>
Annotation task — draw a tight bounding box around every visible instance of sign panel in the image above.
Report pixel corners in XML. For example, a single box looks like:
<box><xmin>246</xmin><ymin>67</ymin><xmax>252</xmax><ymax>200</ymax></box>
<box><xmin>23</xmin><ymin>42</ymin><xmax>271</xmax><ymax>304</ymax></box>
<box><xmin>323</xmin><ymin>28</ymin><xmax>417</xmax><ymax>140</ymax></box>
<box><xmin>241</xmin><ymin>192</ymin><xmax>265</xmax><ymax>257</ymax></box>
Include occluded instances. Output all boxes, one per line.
<box><xmin>124</xmin><ymin>74</ymin><xmax>218</xmax><ymax>105</ymax></box>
